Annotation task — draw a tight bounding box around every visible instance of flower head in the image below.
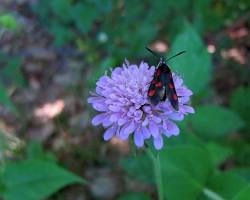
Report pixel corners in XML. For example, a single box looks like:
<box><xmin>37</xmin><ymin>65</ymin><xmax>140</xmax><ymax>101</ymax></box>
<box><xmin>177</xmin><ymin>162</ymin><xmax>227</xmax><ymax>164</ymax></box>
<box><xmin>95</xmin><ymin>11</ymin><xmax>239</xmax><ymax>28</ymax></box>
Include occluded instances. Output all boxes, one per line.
<box><xmin>88</xmin><ymin>61</ymin><xmax>194</xmax><ymax>150</ymax></box>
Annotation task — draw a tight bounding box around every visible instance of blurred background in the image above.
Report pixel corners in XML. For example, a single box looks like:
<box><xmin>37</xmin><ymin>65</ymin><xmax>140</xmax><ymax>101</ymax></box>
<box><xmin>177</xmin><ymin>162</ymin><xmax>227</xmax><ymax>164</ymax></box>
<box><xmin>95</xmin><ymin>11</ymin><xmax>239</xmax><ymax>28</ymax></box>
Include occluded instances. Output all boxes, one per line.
<box><xmin>0</xmin><ymin>0</ymin><xmax>250</xmax><ymax>200</ymax></box>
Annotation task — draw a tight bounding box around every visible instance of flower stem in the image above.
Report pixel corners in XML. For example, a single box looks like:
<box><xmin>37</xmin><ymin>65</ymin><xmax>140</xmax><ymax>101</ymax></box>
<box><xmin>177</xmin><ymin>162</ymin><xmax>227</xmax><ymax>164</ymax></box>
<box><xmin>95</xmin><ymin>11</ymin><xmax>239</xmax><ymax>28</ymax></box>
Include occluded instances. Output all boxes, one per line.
<box><xmin>155</xmin><ymin>153</ymin><xmax>164</xmax><ymax>200</ymax></box>
<box><xmin>146</xmin><ymin>149</ymin><xmax>164</xmax><ymax>200</ymax></box>
<box><xmin>203</xmin><ymin>188</ymin><xmax>225</xmax><ymax>200</ymax></box>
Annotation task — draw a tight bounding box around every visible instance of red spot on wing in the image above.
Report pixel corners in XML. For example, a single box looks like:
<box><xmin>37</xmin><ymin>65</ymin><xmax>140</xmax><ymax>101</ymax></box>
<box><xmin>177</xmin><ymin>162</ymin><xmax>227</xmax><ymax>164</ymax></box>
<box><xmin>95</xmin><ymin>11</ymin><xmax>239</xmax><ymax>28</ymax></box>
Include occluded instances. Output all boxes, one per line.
<box><xmin>173</xmin><ymin>93</ymin><xmax>178</xmax><ymax>100</ymax></box>
<box><xmin>148</xmin><ymin>89</ymin><xmax>156</xmax><ymax>97</ymax></box>
<box><xmin>156</xmin><ymin>69</ymin><xmax>161</xmax><ymax>76</ymax></box>
<box><xmin>168</xmin><ymin>83</ymin><xmax>174</xmax><ymax>89</ymax></box>
<box><xmin>155</xmin><ymin>82</ymin><xmax>162</xmax><ymax>87</ymax></box>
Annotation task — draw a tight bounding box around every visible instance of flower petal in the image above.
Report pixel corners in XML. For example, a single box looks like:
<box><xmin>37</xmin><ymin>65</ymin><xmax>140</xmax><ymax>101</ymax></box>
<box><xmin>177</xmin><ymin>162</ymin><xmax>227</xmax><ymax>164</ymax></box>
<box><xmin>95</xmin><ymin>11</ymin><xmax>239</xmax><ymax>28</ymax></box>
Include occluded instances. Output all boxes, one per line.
<box><xmin>93</xmin><ymin>103</ymin><xmax>107</xmax><ymax>112</ymax></box>
<box><xmin>118</xmin><ymin>117</ymin><xmax>127</xmax><ymax>126</ymax></box>
<box><xmin>177</xmin><ymin>87</ymin><xmax>193</xmax><ymax>96</ymax></box>
<box><xmin>134</xmin><ymin>110</ymin><xmax>143</xmax><ymax>121</ymax></box>
<box><xmin>96</xmin><ymin>75</ymin><xmax>110</xmax><ymax>87</ymax></box>
<box><xmin>103</xmin><ymin>125</ymin><xmax>116</xmax><ymax>141</ymax></box>
<box><xmin>163</xmin><ymin>120</ymin><xmax>180</xmax><ymax>137</ymax></box>
<box><xmin>173</xmin><ymin>76</ymin><xmax>183</xmax><ymax>87</ymax></box>
<box><xmin>87</xmin><ymin>97</ymin><xmax>102</xmax><ymax>104</ymax></box>
<box><xmin>168</xmin><ymin>113</ymin><xmax>184</xmax><ymax>121</ymax></box>
<box><xmin>154</xmin><ymin>135</ymin><xmax>163</xmax><ymax>150</ymax></box>
<box><xmin>179</xmin><ymin>96</ymin><xmax>190</xmax><ymax>104</ymax></box>
<box><xmin>112</xmin><ymin>67</ymin><xmax>122</xmax><ymax>76</ymax></box>
<box><xmin>134</xmin><ymin>128</ymin><xmax>144</xmax><ymax>147</ymax></box>
<box><xmin>143</xmin><ymin>106</ymin><xmax>151</xmax><ymax>114</ymax></box>
<box><xmin>108</xmin><ymin>105</ymin><xmax>121</xmax><ymax>112</ymax></box>
<box><xmin>92</xmin><ymin>113</ymin><xmax>106</xmax><ymax>126</ymax></box>
<box><xmin>124</xmin><ymin>120</ymin><xmax>136</xmax><ymax>135</ymax></box>
<box><xmin>118</xmin><ymin>125</ymin><xmax>130</xmax><ymax>140</ymax></box>
<box><xmin>142</xmin><ymin>117</ymin><xmax>149</xmax><ymax>126</ymax></box>
<box><xmin>181</xmin><ymin>105</ymin><xmax>195</xmax><ymax>113</ymax></box>
<box><xmin>149</xmin><ymin>122</ymin><xmax>159</xmax><ymax>138</ymax></box>
<box><xmin>152</xmin><ymin>115</ymin><xmax>162</xmax><ymax>123</ymax></box>
<box><xmin>142</xmin><ymin>126</ymin><xmax>151</xmax><ymax>139</ymax></box>
<box><xmin>110</xmin><ymin>113</ymin><xmax>121</xmax><ymax>122</ymax></box>
<box><xmin>139</xmin><ymin>61</ymin><xmax>148</xmax><ymax>72</ymax></box>
<box><xmin>102</xmin><ymin>116</ymin><xmax>113</xmax><ymax>127</ymax></box>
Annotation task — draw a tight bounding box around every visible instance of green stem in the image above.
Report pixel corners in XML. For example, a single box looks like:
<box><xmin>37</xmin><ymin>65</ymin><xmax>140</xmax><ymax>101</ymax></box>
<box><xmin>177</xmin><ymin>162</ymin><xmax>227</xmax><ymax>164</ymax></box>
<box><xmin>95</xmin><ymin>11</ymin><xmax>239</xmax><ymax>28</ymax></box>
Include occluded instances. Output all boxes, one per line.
<box><xmin>203</xmin><ymin>188</ymin><xmax>225</xmax><ymax>200</ymax></box>
<box><xmin>147</xmin><ymin>149</ymin><xmax>164</xmax><ymax>200</ymax></box>
<box><xmin>155</xmin><ymin>153</ymin><xmax>164</xmax><ymax>200</ymax></box>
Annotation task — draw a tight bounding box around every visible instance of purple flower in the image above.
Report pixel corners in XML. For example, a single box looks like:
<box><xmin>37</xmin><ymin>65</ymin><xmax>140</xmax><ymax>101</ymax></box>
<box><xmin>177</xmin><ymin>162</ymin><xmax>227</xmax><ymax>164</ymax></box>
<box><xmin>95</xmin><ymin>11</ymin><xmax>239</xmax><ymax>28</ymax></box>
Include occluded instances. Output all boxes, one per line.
<box><xmin>88</xmin><ymin>60</ymin><xmax>194</xmax><ymax>150</ymax></box>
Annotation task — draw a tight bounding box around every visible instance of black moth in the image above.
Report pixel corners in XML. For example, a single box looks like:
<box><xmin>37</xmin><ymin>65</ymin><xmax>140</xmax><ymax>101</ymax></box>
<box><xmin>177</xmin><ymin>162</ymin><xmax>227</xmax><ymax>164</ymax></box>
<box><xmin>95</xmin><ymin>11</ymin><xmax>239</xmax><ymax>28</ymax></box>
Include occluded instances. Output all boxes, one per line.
<box><xmin>146</xmin><ymin>47</ymin><xmax>186</xmax><ymax>110</ymax></box>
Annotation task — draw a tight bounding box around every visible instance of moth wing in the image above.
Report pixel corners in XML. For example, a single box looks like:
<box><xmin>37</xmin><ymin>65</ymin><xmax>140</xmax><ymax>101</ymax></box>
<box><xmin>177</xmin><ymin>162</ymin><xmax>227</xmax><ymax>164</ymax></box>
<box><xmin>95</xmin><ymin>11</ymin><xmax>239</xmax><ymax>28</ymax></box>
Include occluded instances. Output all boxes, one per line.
<box><xmin>166</xmin><ymin>73</ymin><xmax>179</xmax><ymax>110</ymax></box>
<box><xmin>158</xmin><ymin>64</ymin><xmax>179</xmax><ymax>110</ymax></box>
<box><xmin>148</xmin><ymin>83</ymin><xmax>161</xmax><ymax>105</ymax></box>
<box><xmin>148</xmin><ymin>70</ymin><xmax>165</xmax><ymax>106</ymax></box>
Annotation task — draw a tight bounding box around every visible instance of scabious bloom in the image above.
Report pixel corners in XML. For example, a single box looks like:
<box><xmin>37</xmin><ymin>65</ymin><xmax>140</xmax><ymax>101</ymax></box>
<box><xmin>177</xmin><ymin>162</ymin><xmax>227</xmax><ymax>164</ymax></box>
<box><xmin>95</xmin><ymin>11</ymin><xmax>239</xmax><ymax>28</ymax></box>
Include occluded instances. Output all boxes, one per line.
<box><xmin>88</xmin><ymin>61</ymin><xmax>194</xmax><ymax>150</ymax></box>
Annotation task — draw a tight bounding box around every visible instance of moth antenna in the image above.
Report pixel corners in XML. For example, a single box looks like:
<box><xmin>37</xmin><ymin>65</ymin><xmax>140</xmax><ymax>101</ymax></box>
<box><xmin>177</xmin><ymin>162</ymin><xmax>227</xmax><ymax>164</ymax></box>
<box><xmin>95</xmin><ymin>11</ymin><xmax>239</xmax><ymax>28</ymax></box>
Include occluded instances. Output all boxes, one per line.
<box><xmin>165</xmin><ymin>51</ymin><xmax>186</xmax><ymax>62</ymax></box>
<box><xmin>145</xmin><ymin>47</ymin><xmax>161</xmax><ymax>59</ymax></box>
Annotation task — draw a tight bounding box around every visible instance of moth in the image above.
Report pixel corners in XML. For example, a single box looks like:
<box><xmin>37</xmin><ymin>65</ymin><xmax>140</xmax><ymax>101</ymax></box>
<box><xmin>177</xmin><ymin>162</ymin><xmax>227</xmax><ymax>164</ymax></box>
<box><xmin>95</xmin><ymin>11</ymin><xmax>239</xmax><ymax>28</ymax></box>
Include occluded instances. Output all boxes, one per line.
<box><xmin>146</xmin><ymin>47</ymin><xmax>186</xmax><ymax>110</ymax></box>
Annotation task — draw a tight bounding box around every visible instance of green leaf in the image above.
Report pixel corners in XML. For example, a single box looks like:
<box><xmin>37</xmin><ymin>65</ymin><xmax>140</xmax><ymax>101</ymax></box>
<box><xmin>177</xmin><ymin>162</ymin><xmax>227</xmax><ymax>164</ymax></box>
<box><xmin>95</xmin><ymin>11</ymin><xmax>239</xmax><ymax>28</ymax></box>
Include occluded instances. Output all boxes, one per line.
<box><xmin>233</xmin><ymin>184</ymin><xmax>250</xmax><ymax>200</ymax></box>
<box><xmin>207</xmin><ymin>172</ymin><xmax>248</xmax><ymax>200</ymax></box>
<box><xmin>119</xmin><ymin>154</ymin><xmax>154</xmax><ymax>184</ymax></box>
<box><xmin>26</xmin><ymin>141</ymin><xmax>56</xmax><ymax>162</ymax></box>
<box><xmin>31</xmin><ymin>0</ymin><xmax>50</xmax><ymax>25</ymax></box>
<box><xmin>164</xmin><ymin>123</ymin><xmax>204</xmax><ymax>147</ymax></box>
<box><xmin>230</xmin><ymin>87</ymin><xmax>250</xmax><ymax>131</ymax></box>
<box><xmin>118</xmin><ymin>192</ymin><xmax>151</xmax><ymax>200</ymax></box>
<box><xmin>120</xmin><ymin>144</ymin><xmax>246</xmax><ymax>200</ymax></box>
<box><xmin>2</xmin><ymin>57</ymin><xmax>25</xmax><ymax>87</ymax></box>
<box><xmin>0</xmin><ymin>83</ymin><xmax>18</xmax><ymax>114</ymax></box>
<box><xmin>71</xmin><ymin>3</ymin><xmax>98</xmax><ymax>33</ymax></box>
<box><xmin>206</xmin><ymin>142</ymin><xmax>233</xmax><ymax>167</ymax></box>
<box><xmin>49</xmin><ymin>0</ymin><xmax>72</xmax><ymax>23</ymax></box>
<box><xmin>159</xmin><ymin>145</ymin><xmax>213</xmax><ymax>200</ymax></box>
<box><xmin>50</xmin><ymin>23</ymin><xmax>75</xmax><ymax>46</ymax></box>
<box><xmin>2</xmin><ymin>159</ymin><xmax>85</xmax><ymax>200</ymax></box>
<box><xmin>0</xmin><ymin>14</ymin><xmax>18</xmax><ymax>30</ymax></box>
<box><xmin>170</xmin><ymin>23</ymin><xmax>212</xmax><ymax>93</ymax></box>
<box><xmin>188</xmin><ymin>105</ymin><xmax>244</xmax><ymax>139</ymax></box>
<box><xmin>234</xmin><ymin>143</ymin><xmax>250</xmax><ymax>166</ymax></box>
<box><xmin>230</xmin><ymin>168</ymin><xmax>250</xmax><ymax>182</ymax></box>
